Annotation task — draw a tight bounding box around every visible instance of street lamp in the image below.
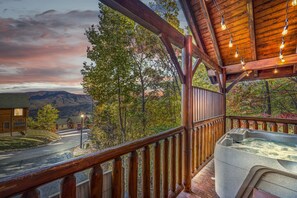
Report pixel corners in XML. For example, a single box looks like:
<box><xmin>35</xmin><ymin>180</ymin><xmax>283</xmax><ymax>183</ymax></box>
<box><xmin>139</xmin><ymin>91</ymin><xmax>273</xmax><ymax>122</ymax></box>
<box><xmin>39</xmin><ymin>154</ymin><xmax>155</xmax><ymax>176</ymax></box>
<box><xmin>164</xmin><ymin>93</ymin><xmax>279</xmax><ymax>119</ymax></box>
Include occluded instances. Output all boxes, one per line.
<box><xmin>80</xmin><ymin>113</ymin><xmax>84</xmax><ymax>148</ymax></box>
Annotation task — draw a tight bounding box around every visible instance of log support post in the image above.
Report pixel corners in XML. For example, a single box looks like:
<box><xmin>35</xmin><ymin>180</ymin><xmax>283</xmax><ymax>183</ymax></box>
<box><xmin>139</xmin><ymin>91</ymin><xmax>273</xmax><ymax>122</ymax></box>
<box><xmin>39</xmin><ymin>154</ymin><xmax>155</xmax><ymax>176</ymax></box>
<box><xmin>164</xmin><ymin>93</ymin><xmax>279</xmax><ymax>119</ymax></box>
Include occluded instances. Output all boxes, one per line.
<box><xmin>222</xmin><ymin>68</ymin><xmax>227</xmax><ymax>134</ymax></box>
<box><xmin>182</xmin><ymin>35</ymin><xmax>193</xmax><ymax>192</ymax></box>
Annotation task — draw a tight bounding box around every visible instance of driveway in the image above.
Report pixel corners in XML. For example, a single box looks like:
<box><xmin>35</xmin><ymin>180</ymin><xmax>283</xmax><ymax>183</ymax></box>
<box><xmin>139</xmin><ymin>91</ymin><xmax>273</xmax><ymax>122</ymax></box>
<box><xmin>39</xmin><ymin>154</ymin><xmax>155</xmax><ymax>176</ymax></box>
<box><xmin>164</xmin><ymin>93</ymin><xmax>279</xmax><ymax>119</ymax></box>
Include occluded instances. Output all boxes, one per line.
<box><xmin>0</xmin><ymin>129</ymin><xmax>89</xmax><ymax>178</ymax></box>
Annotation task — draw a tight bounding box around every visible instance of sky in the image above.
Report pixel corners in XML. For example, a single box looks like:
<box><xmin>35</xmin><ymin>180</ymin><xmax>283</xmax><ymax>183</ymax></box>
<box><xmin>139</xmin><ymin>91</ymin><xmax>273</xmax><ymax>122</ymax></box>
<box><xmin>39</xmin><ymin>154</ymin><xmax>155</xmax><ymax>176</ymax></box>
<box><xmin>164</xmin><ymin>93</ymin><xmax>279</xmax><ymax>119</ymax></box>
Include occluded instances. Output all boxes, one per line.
<box><xmin>0</xmin><ymin>0</ymin><xmax>187</xmax><ymax>94</ymax></box>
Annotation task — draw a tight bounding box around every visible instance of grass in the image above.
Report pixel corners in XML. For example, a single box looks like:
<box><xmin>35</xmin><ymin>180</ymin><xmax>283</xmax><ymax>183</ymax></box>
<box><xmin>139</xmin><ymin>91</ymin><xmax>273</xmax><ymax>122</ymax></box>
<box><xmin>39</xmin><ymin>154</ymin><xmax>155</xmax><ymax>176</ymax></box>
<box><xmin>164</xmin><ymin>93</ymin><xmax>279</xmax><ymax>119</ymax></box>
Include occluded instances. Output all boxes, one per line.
<box><xmin>0</xmin><ymin>130</ymin><xmax>60</xmax><ymax>151</ymax></box>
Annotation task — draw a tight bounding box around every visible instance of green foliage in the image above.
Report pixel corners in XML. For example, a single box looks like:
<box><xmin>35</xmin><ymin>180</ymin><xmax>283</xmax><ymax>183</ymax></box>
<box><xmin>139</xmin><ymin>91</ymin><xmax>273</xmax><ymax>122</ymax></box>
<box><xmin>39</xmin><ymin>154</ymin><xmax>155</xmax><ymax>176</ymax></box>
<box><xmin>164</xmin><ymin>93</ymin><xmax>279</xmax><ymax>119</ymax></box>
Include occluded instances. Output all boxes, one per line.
<box><xmin>82</xmin><ymin>2</ymin><xmax>182</xmax><ymax>148</ymax></box>
<box><xmin>227</xmin><ymin>77</ymin><xmax>297</xmax><ymax>117</ymax></box>
<box><xmin>30</xmin><ymin>104</ymin><xmax>59</xmax><ymax>132</ymax></box>
<box><xmin>192</xmin><ymin>63</ymin><xmax>219</xmax><ymax>92</ymax></box>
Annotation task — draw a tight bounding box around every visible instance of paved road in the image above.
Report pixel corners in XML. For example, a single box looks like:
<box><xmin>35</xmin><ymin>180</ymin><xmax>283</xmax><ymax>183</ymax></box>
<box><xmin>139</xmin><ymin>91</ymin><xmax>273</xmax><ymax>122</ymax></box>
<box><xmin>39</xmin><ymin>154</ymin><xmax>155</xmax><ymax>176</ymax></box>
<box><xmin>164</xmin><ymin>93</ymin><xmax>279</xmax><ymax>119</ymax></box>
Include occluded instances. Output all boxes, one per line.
<box><xmin>0</xmin><ymin>129</ymin><xmax>89</xmax><ymax>178</ymax></box>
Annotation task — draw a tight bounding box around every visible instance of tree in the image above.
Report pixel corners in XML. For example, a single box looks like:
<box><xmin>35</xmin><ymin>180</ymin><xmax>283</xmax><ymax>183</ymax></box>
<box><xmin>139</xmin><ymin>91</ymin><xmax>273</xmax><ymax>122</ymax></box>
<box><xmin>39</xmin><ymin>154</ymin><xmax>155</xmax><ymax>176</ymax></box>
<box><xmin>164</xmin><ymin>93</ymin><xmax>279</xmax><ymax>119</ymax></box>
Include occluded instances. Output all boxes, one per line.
<box><xmin>35</xmin><ymin>104</ymin><xmax>59</xmax><ymax>132</ymax></box>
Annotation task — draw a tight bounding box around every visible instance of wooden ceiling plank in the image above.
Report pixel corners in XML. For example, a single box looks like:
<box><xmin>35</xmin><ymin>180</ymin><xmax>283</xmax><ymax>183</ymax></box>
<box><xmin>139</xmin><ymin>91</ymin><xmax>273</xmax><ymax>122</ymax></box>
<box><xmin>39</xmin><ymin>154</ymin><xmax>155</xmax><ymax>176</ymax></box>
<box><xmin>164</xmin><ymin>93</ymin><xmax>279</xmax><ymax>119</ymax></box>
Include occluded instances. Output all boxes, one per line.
<box><xmin>160</xmin><ymin>34</ymin><xmax>185</xmax><ymax>84</ymax></box>
<box><xmin>100</xmin><ymin>0</ymin><xmax>223</xmax><ymax>74</ymax></box>
<box><xmin>179</xmin><ymin>0</ymin><xmax>207</xmax><ymax>53</ymax></box>
<box><xmin>226</xmin><ymin>54</ymin><xmax>297</xmax><ymax>74</ymax></box>
<box><xmin>247</xmin><ymin>0</ymin><xmax>257</xmax><ymax>60</ymax></box>
<box><xmin>226</xmin><ymin>71</ymin><xmax>252</xmax><ymax>93</ymax></box>
<box><xmin>199</xmin><ymin>0</ymin><xmax>223</xmax><ymax>66</ymax></box>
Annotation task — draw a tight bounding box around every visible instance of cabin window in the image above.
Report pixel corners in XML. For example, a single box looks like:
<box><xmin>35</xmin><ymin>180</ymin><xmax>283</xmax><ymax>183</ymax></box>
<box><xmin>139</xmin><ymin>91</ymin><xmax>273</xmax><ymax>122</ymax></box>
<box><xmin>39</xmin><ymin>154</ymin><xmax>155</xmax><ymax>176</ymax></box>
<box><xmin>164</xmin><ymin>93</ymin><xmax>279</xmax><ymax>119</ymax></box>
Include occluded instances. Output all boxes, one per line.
<box><xmin>14</xmin><ymin>108</ymin><xmax>23</xmax><ymax>116</ymax></box>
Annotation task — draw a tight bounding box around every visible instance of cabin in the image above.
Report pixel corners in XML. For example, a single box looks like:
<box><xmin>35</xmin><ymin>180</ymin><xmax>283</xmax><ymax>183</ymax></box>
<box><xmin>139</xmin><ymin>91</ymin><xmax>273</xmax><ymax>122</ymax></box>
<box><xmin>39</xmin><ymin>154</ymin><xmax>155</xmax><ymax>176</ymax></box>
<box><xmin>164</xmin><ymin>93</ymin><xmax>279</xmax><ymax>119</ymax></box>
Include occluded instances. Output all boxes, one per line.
<box><xmin>0</xmin><ymin>0</ymin><xmax>297</xmax><ymax>198</ymax></box>
<box><xmin>0</xmin><ymin>93</ymin><xmax>29</xmax><ymax>135</ymax></box>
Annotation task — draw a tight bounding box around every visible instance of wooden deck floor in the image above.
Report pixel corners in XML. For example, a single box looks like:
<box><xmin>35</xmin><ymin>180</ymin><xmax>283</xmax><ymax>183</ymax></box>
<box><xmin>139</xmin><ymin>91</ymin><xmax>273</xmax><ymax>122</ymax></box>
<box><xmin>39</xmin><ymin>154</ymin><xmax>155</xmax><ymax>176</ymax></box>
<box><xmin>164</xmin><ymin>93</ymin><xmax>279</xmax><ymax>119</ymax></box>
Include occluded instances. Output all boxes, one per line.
<box><xmin>178</xmin><ymin>159</ymin><xmax>219</xmax><ymax>198</ymax></box>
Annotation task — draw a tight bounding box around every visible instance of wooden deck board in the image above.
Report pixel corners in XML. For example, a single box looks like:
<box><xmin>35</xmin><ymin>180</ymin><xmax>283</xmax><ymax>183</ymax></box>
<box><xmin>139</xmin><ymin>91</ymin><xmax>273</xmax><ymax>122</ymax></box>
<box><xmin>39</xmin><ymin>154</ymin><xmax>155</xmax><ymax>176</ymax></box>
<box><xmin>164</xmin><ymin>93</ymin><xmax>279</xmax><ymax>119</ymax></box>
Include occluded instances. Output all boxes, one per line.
<box><xmin>178</xmin><ymin>159</ymin><xmax>218</xmax><ymax>198</ymax></box>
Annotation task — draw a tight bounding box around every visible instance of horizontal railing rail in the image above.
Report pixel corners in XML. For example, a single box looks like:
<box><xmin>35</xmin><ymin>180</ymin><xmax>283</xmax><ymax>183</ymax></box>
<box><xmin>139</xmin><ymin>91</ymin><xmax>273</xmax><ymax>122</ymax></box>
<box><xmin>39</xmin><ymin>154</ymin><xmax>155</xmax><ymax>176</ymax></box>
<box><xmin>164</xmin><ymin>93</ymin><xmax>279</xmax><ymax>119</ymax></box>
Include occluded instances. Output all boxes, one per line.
<box><xmin>0</xmin><ymin>126</ymin><xmax>184</xmax><ymax>198</ymax></box>
<box><xmin>227</xmin><ymin>116</ymin><xmax>297</xmax><ymax>134</ymax></box>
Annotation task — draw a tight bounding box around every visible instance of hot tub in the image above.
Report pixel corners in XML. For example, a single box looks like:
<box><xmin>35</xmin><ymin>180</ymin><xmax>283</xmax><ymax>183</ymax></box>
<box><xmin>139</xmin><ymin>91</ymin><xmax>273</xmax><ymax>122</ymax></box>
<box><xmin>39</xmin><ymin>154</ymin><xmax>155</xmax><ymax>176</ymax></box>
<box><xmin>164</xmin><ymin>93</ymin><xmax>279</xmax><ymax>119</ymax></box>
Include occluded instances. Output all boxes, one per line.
<box><xmin>214</xmin><ymin>128</ymin><xmax>297</xmax><ymax>198</ymax></box>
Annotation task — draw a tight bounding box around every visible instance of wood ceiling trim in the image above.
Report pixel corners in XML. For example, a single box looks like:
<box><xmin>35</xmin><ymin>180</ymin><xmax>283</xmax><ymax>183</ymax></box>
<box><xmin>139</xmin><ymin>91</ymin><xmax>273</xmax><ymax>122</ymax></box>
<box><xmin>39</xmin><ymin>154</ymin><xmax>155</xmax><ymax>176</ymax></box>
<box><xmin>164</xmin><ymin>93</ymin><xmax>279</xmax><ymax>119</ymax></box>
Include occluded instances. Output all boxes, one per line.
<box><xmin>199</xmin><ymin>0</ymin><xmax>223</xmax><ymax>66</ymax></box>
<box><xmin>226</xmin><ymin>54</ymin><xmax>297</xmax><ymax>74</ymax></box>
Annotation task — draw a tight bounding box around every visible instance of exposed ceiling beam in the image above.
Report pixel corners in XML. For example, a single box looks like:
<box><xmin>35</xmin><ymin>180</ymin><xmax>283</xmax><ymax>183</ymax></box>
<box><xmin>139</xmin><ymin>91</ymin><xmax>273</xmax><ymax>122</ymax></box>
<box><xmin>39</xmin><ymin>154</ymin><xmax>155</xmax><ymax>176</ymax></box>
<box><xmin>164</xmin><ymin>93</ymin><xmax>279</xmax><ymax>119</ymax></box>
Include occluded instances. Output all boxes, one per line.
<box><xmin>160</xmin><ymin>34</ymin><xmax>185</xmax><ymax>83</ymax></box>
<box><xmin>227</xmin><ymin>66</ymin><xmax>297</xmax><ymax>82</ymax></box>
<box><xmin>179</xmin><ymin>0</ymin><xmax>207</xmax><ymax>53</ymax></box>
<box><xmin>247</xmin><ymin>0</ymin><xmax>257</xmax><ymax>60</ymax></box>
<box><xmin>226</xmin><ymin>54</ymin><xmax>297</xmax><ymax>74</ymax></box>
<box><xmin>199</xmin><ymin>0</ymin><xmax>223</xmax><ymax>66</ymax></box>
<box><xmin>100</xmin><ymin>0</ymin><xmax>222</xmax><ymax>74</ymax></box>
<box><xmin>192</xmin><ymin>58</ymin><xmax>202</xmax><ymax>75</ymax></box>
<box><xmin>226</xmin><ymin>71</ymin><xmax>252</xmax><ymax>93</ymax></box>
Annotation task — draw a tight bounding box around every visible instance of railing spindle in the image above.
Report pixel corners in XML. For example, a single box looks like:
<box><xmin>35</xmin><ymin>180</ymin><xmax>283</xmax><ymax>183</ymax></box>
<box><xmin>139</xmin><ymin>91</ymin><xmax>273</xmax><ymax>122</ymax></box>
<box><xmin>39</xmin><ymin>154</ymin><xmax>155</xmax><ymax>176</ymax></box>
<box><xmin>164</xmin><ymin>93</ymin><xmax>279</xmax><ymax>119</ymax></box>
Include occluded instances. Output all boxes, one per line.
<box><xmin>154</xmin><ymin>142</ymin><xmax>161</xmax><ymax>198</ymax></box>
<box><xmin>21</xmin><ymin>189</ymin><xmax>40</xmax><ymax>198</ymax></box>
<box><xmin>142</xmin><ymin>146</ymin><xmax>150</xmax><ymax>198</ymax></box>
<box><xmin>176</xmin><ymin>133</ymin><xmax>183</xmax><ymax>193</ymax></box>
<box><xmin>163</xmin><ymin>138</ymin><xmax>169</xmax><ymax>197</ymax></box>
<box><xmin>262</xmin><ymin>121</ymin><xmax>267</xmax><ymax>130</ymax></box>
<box><xmin>169</xmin><ymin>136</ymin><xmax>176</xmax><ymax>196</ymax></box>
<box><xmin>294</xmin><ymin>125</ymin><xmax>297</xmax><ymax>134</ymax></box>
<box><xmin>230</xmin><ymin>118</ymin><xmax>234</xmax><ymax>129</ymax></box>
<box><xmin>283</xmin><ymin>124</ymin><xmax>288</xmax><ymax>133</ymax></box>
<box><xmin>271</xmin><ymin>122</ymin><xmax>277</xmax><ymax>132</ymax></box>
<box><xmin>195</xmin><ymin>127</ymin><xmax>199</xmax><ymax>170</ymax></box>
<box><xmin>61</xmin><ymin>174</ymin><xmax>76</xmax><ymax>198</ymax></box>
<box><xmin>129</xmin><ymin>151</ymin><xmax>138</xmax><ymax>198</ymax></box>
<box><xmin>90</xmin><ymin>164</ymin><xmax>103</xmax><ymax>198</ymax></box>
<box><xmin>191</xmin><ymin>129</ymin><xmax>196</xmax><ymax>173</ymax></box>
<box><xmin>254</xmin><ymin>121</ymin><xmax>258</xmax><ymax>130</ymax></box>
<box><xmin>112</xmin><ymin>157</ymin><xmax>122</xmax><ymax>198</ymax></box>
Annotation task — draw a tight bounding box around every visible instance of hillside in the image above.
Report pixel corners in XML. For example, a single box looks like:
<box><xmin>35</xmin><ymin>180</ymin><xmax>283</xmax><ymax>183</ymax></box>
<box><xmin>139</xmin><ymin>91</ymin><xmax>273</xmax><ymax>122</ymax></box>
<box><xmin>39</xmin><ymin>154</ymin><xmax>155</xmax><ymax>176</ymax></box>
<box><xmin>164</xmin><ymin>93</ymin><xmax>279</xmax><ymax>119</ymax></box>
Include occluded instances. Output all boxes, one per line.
<box><xmin>27</xmin><ymin>91</ymin><xmax>93</xmax><ymax>118</ymax></box>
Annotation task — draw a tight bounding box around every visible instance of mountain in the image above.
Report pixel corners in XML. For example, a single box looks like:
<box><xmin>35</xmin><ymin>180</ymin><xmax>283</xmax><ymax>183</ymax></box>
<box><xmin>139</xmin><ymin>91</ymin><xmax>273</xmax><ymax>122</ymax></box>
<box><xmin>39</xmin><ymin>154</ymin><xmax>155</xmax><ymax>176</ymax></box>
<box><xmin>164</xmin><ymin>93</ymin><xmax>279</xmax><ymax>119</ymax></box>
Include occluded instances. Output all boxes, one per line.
<box><xmin>27</xmin><ymin>91</ymin><xmax>93</xmax><ymax>118</ymax></box>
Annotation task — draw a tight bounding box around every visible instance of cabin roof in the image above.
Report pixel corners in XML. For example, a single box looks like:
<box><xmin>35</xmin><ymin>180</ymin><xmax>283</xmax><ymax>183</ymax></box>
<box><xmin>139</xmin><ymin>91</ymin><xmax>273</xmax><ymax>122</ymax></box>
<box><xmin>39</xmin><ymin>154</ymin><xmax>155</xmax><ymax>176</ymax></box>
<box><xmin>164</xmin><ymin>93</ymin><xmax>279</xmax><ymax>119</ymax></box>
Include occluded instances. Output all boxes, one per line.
<box><xmin>0</xmin><ymin>93</ymin><xmax>30</xmax><ymax>109</ymax></box>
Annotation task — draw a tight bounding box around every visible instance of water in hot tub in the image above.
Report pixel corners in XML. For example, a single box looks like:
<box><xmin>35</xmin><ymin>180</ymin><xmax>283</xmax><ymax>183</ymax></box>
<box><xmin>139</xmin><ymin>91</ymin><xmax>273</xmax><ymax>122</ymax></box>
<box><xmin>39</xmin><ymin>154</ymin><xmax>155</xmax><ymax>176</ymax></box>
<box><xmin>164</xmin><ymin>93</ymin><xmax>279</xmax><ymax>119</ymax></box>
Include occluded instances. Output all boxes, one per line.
<box><xmin>231</xmin><ymin>138</ymin><xmax>297</xmax><ymax>162</ymax></box>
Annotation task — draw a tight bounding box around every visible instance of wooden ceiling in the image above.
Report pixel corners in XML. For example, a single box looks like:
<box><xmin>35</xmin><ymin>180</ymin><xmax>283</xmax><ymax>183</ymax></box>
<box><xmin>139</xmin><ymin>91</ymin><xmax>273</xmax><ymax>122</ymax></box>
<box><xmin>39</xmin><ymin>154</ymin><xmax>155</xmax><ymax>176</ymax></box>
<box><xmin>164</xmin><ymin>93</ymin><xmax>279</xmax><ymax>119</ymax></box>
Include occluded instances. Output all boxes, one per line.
<box><xmin>187</xmin><ymin>0</ymin><xmax>297</xmax><ymax>81</ymax></box>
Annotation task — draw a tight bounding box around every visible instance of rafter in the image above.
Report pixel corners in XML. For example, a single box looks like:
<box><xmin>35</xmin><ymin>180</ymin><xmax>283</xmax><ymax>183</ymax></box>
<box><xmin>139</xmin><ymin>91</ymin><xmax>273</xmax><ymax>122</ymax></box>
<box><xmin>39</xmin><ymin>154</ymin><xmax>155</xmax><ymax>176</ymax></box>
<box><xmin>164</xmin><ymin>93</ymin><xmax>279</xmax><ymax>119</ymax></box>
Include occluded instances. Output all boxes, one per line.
<box><xmin>160</xmin><ymin>34</ymin><xmax>185</xmax><ymax>84</ymax></box>
<box><xmin>100</xmin><ymin>0</ymin><xmax>222</xmax><ymax>74</ymax></box>
<box><xmin>179</xmin><ymin>0</ymin><xmax>206</xmax><ymax>52</ymax></box>
<box><xmin>226</xmin><ymin>54</ymin><xmax>297</xmax><ymax>74</ymax></box>
<box><xmin>226</xmin><ymin>71</ymin><xmax>252</xmax><ymax>93</ymax></box>
<box><xmin>192</xmin><ymin>58</ymin><xmax>202</xmax><ymax>75</ymax></box>
<box><xmin>199</xmin><ymin>0</ymin><xmax>223</xmax><ymax>66</ymax></box>
<box><xmin>247</xmin><ymin>0</ymin><xmax>257</xmax><ymax>60</ymax></box>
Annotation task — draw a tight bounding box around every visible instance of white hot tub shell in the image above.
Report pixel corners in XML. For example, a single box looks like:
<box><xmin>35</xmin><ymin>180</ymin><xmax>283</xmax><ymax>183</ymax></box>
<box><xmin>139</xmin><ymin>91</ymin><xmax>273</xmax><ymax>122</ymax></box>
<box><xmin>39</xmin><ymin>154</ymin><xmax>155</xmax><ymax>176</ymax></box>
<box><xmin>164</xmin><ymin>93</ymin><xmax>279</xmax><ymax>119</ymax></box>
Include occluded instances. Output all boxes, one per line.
<box><xmin>214</xmin><ymin>128</ymin><xmax>297</xmax><ymax>198</ymax></box>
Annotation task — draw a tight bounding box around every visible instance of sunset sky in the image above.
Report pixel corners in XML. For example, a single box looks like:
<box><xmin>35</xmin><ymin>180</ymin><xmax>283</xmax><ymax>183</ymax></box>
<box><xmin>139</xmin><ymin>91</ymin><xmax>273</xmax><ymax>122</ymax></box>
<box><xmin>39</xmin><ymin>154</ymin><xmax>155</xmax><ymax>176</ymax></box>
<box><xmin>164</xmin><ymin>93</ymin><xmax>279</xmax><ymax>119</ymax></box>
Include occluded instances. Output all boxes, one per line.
<box><xmin>0</xmin><ymin>0</ymin><xmax>186</xmax><ymax>94</ymax></box>
<box><xmin>0</xmin><ymin>0</ymin><xmax>99</xmax><ymax>93</ymax></box>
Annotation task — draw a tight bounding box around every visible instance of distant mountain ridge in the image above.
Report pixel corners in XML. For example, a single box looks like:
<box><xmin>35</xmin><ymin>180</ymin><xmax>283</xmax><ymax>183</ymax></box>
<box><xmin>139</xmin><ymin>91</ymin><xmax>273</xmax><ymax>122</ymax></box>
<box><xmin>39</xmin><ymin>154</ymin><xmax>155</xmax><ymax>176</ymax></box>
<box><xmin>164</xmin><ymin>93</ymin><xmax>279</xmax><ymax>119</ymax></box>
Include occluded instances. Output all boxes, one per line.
<box><xmin>27</xmin><ymin>91</ymin><xmax>93</xmax><ymax>118</ymax></box>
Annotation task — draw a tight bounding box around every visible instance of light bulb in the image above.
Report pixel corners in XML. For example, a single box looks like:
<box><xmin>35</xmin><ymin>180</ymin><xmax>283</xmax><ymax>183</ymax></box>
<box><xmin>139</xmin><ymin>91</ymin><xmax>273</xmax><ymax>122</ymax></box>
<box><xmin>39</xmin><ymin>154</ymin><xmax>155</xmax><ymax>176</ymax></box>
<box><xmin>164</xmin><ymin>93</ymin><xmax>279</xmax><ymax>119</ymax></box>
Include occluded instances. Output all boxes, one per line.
<box><xmin>281</xmin><ymin>58</ymin><xmax>285</xmax><ymax>63</ymax></box>
<box><xmin>282</xmin><ymin>25</ymin><xmax>288</xmax><ymax>36</ymax></box>
<box><xmin>229</xmin><ymin>38</ymin><xmax>233</xmax><ymax>48</ymax></box>
<box><xmin>235</xmin><ymin>48</ymin><xmax>239</xmax><ymax>58</ymax></box>
<box><xmin>241</xmin><ymin>57</ymin><xmax>245</xmax><ymax>65</ymax></box>
<box><xmin>273</xmin><ymin>68</ymin><xmax>278</xmax><ymax>74</ymax></box>
<box><xmin>292</xmin><ymin>0</ymin><xmax>297</xmax><ymax>6</ymax></box>
<box><xmin>279</xmin><ymin>50</ymin><xmax>283</xmax><ymax>59</ymax></box>
<box><xmin>221</xmin><ymin>16</ymin><xmax>226</xmax><ymax>30</ymax></box>
<box><xmin>242</xmin><ymin>65</ymin><xmax>246</xmax><ymax>70</ymax></box>
<box><xmin>246</xmin><ymin>72</ymin><xmax>249</xmax><ymax>77</ymax></box>
<box><xmin>280</xmin><ymin>37</ymin><xmax>285</xmax><ymax>49</ymax></box>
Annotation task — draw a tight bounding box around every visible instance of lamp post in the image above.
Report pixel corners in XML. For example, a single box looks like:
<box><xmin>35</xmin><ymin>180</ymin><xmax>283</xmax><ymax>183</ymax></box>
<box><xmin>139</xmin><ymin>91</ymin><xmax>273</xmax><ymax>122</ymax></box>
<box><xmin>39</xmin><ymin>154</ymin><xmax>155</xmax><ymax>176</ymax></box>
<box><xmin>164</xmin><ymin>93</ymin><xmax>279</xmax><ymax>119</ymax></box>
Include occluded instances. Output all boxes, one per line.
<box><xmin>80</xmin><ymin>114</ymin><xmax>84</xmax><ymax>148</ymax></box>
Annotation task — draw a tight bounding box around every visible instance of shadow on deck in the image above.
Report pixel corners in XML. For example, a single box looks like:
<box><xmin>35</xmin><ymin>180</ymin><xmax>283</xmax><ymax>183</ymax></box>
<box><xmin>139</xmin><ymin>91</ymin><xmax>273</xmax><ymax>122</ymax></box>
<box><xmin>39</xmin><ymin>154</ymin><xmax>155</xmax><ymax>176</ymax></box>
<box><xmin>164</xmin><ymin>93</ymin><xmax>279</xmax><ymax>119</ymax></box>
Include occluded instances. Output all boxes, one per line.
<box><xmin>178</xmin><ymin>159</ymin><xmax>218</xmax><ymax>198</ymax></box>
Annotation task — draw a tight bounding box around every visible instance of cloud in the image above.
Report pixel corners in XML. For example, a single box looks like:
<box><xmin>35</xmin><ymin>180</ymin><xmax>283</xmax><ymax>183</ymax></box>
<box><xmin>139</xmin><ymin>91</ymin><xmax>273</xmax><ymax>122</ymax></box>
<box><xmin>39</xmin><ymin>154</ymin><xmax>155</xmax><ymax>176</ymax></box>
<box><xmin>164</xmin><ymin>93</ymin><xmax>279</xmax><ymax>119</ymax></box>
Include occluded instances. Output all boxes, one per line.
<box><xmin>0</xmin><ymin>9</ymin><xmax>99</xmax><ymax>91</ymax></box>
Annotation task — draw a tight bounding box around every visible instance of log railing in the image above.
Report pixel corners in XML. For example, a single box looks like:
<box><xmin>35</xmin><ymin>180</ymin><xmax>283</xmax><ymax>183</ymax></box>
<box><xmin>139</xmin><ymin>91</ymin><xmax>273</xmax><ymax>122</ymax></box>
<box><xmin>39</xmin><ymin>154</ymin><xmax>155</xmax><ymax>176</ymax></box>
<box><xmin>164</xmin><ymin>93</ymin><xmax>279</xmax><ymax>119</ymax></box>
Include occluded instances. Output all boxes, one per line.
<box><xmin>0</xmin><ymin>127</ymin><xmax>185</xmax><ymax>198</ymax></box>
<box><xmin>0</xmin><ymin>116</ymin><xmax>226</xmax><ymax>198</ymax></box>
<box><xmin>227</xmin><ymin>116</ymin><xmax>297</xmax><ymax>134</ymax></box>
<box><xmin>192</xmin><ymin>116</ymin><xmax>225</xmax><ymax>175</ymax></box>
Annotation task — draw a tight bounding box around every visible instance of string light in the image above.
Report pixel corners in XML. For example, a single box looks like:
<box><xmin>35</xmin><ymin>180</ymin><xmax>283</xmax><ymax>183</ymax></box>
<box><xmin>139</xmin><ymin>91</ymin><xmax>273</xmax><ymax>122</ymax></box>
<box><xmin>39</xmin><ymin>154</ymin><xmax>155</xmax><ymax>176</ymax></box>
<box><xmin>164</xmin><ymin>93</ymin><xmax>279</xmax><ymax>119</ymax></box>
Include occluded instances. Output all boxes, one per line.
<box><xmin>282</xmin><ymin>23</ymin><xmax>288</xmax><ymax>36</ymax></box>
<box><xmin>281</xmin><ymin>58</ymin><xmax>285</xmax><ymax>63</ymax></box>
<box><xmin>235</xmin><ymin>47</ymin><xmax>239</xmax><ymax>58</ymax></box>
<box><xmin>221</xmin><ymin>15</ymin><xmax>226</xmax><ymax>30</ymax></box>
<box><xmin>241</xmin><ymin>57</ymin><xmax>245</xmax><ymax>65</ymax></box>
<box><xmin>280</xmin><ymin>37</ymin><xmax>285</xmax><ymax>49</ymax></box>
<box><xmin>246</xmin><ymin>72</ymin><xmax>249</xmax><ymax>77</ymax></box>
<box><xmin>273</xmin><ymin>68</ymin><xmax>279</xmax><ymax>74</ymax></box>
<box><xmin>279</xmin><ymin>49</ymin><xmax>283</xmax><ymax>59</ymax></box>
<box><xmin>229</xmin><ymin>37</ymin><xmax>233</xmax><ymax>48</ymax></box>
<box><xmin>292</xmin><ymin>0</ymin><xmax>297</xmax><ymax>6</ymax></box>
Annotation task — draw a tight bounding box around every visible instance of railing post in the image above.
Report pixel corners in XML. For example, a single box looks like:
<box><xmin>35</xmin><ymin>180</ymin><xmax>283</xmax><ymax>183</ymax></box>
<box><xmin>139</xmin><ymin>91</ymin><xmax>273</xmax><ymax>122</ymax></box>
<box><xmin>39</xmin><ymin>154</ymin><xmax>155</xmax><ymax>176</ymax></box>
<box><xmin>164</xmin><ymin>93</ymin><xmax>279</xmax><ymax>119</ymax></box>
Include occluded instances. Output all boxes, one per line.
<box><xmin>182</xmin><ymin>35</ymin><xmax>193</xmax><ymax>192</ymax></box>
